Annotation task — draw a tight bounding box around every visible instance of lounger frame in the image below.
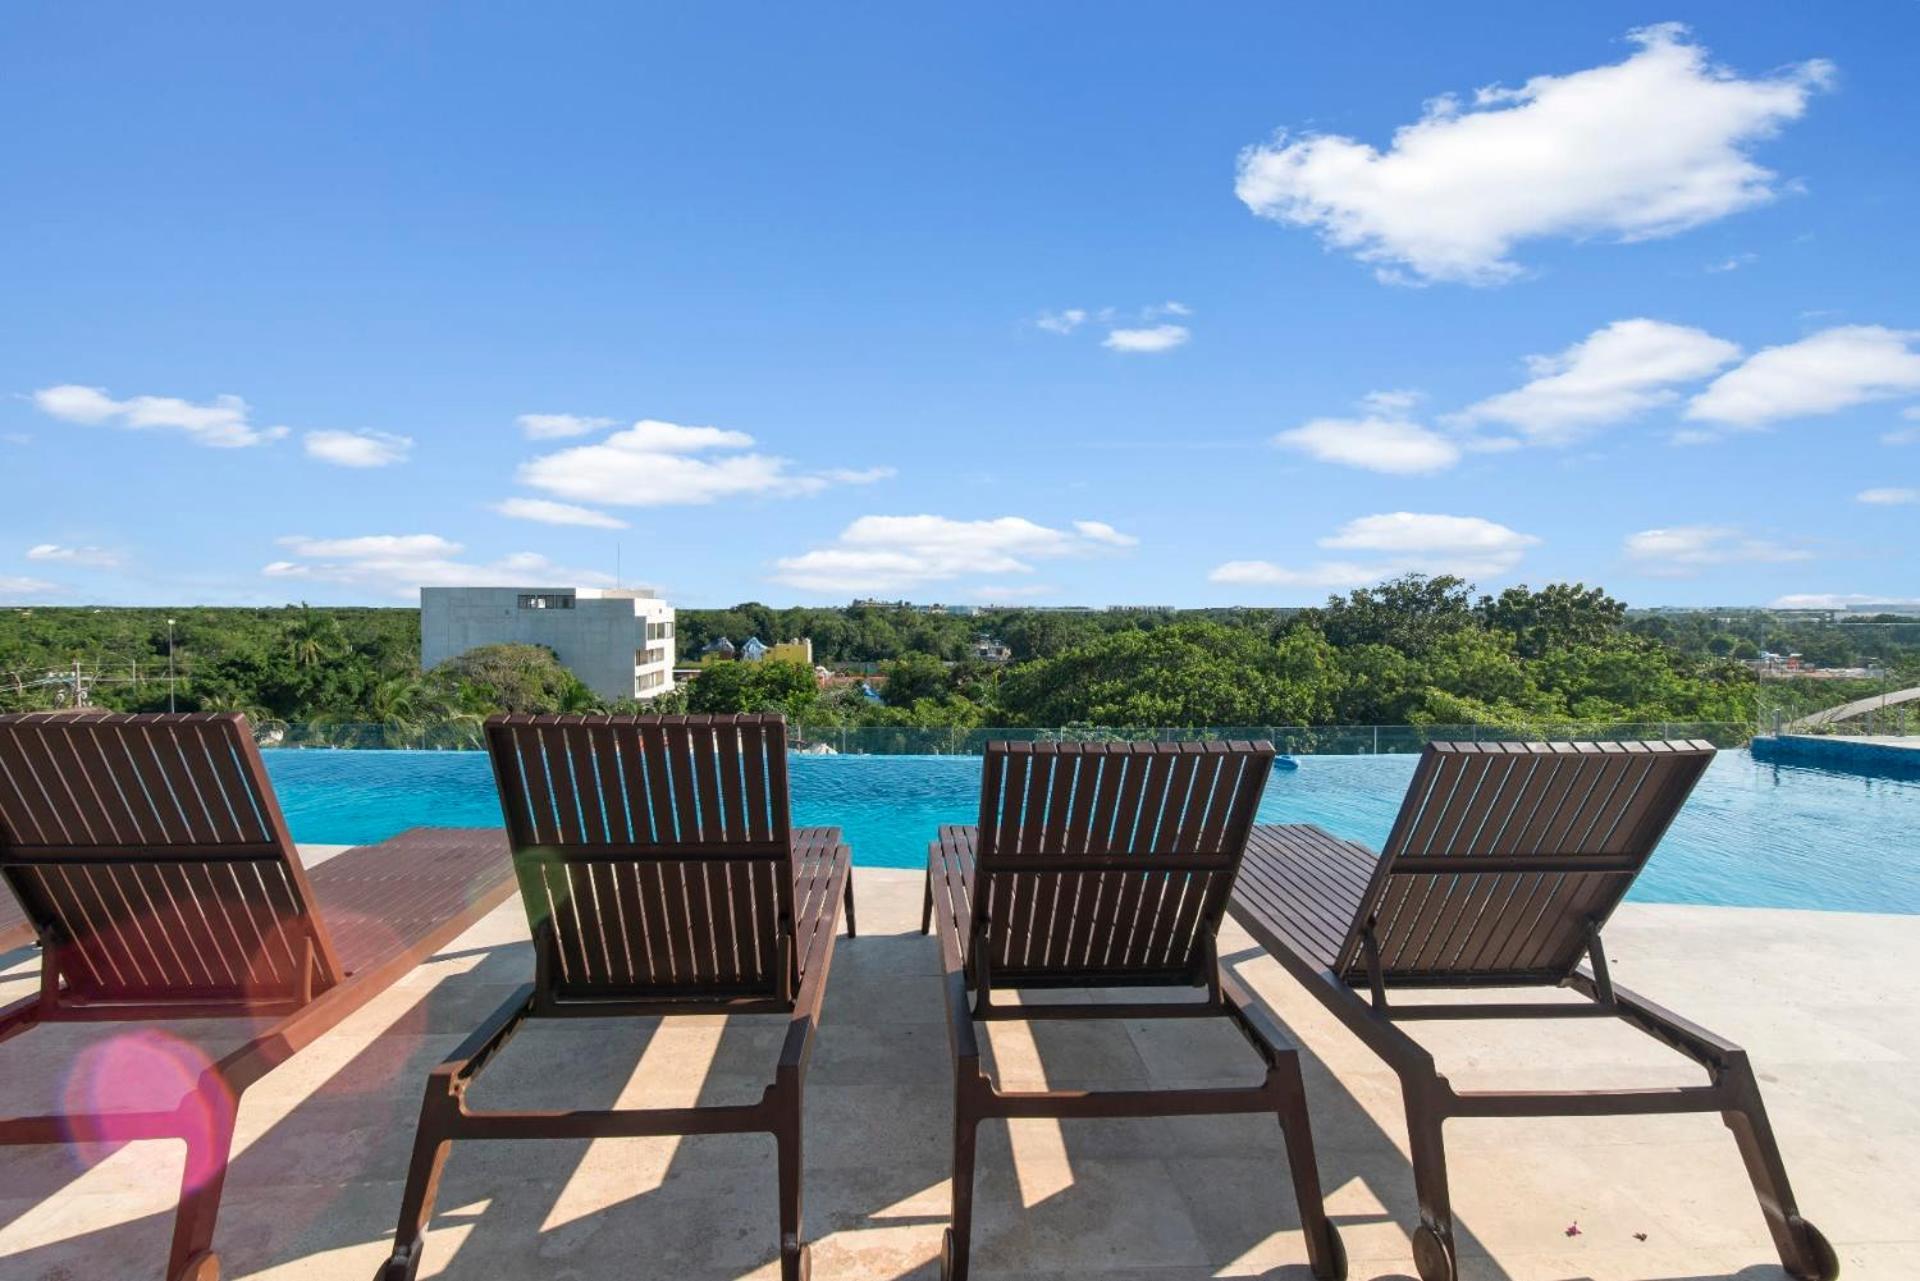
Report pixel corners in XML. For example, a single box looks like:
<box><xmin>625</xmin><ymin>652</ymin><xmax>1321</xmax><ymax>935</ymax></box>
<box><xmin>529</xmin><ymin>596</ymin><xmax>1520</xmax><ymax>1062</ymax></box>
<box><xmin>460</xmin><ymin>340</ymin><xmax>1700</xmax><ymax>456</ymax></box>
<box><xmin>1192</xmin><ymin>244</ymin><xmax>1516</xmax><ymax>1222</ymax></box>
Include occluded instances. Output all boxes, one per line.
<box><xmin>922</xmin><ymin>740</ymin><xmax>1345</xmax><ymax>1281</ymax></box>
<box><xmin>1228</xmin><ymin>740</ymin><xmax>1838</xmax><ymax>1281</ymax></box>
<box><xmin>380</xmin><ymin>713</ymin><xmax>853</xmax><ymax>1281</ymax></box>
<box><xmin>0</xmin><ymin>712</ymin><xmax>514</xmax><ymax>1281</ymax></box>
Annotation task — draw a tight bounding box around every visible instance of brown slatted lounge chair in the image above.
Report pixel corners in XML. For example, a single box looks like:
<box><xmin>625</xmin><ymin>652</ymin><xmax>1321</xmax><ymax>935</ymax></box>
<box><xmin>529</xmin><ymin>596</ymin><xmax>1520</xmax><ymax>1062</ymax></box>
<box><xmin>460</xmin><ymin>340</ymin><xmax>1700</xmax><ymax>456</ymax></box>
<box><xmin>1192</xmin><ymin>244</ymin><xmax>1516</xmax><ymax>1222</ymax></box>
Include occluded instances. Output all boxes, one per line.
<box><xmin>379</xmin><ymin>712</ymin><xmax>854</xmax><ymax>1281</ymax></box>
<box><xmin>1229</xmin><ymin>740</ymin><xmax>1838</xmax><ymax>1281</ymax></box>
<box><xmin>0</xmin><ymin>711</ymin><xmax>516</xmax><ymax>1281</ymax></box>
<box><xmin>921</xmin><ymin>740</ymin><xmax>1346</xmax><ymax>1281</ymax></box>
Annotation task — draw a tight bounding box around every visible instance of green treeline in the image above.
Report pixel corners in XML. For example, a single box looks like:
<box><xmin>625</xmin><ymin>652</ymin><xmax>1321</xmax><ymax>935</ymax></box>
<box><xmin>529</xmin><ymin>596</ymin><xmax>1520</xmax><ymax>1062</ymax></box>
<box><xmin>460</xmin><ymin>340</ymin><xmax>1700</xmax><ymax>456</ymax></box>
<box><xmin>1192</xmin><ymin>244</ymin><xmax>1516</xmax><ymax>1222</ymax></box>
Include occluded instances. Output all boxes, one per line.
<box><xmin>2</xmin><ymin>578</ymin><xmax>1914</xmax><ymax>734</ymax></box>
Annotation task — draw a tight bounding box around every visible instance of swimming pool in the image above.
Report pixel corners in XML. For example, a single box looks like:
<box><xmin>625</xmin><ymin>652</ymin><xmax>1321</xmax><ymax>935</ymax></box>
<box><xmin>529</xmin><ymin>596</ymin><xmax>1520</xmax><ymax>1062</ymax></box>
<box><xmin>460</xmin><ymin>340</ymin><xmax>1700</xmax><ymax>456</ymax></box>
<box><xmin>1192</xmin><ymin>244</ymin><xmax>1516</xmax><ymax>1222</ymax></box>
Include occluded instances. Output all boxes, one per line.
<box><xmin>260</xmin><ymin>750</ymin><xmax>1920</xmax><ymax>915</ymax></box>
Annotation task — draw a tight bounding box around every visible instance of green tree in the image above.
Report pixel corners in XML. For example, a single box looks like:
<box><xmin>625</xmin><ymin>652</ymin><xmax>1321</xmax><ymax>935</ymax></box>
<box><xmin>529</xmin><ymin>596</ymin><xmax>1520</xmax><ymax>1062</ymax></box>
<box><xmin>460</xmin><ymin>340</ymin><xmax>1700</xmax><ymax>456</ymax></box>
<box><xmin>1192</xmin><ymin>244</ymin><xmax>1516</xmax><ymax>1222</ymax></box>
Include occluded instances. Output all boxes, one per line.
<box><xmin>1308</xmin><ymin>575</ymin><xmax>1475</xmax><ymax>656</ymax></box>
<box><xmin>686</xmin><ymin>659</ymin><xmax>819</xmax><ymax>717</ymax></box>
<box><xmin>1475</xmin><ymin>583</ymin><xmax>1626</xmax><ymax>659</ymax></box>
<box><xmin>880</xmin><ymin>653</ymin><xmax>948</xmax><ymax>706</ymax></box>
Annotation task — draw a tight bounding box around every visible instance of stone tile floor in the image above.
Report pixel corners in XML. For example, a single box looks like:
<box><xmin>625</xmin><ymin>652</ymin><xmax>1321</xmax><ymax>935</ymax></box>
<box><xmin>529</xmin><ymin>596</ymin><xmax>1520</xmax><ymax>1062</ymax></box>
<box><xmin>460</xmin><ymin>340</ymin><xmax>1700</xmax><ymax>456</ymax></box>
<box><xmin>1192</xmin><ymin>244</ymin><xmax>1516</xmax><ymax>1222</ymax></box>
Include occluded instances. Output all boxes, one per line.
<box><xmin>0</xmin><ymin>862</ymin><xmax>1911</xmax><ymax>1280</ymax></box>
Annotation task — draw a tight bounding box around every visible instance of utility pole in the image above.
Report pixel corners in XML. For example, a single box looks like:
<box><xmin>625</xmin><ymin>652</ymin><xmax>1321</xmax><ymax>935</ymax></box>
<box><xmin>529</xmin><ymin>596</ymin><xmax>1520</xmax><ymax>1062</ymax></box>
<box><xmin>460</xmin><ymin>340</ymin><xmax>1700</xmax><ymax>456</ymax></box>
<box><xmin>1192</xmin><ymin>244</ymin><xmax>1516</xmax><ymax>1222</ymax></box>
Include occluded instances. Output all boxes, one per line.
<box><xmin>167</xmin><ymin>617</ymin><xmax>177</xmax><ymax>713</ymax></box>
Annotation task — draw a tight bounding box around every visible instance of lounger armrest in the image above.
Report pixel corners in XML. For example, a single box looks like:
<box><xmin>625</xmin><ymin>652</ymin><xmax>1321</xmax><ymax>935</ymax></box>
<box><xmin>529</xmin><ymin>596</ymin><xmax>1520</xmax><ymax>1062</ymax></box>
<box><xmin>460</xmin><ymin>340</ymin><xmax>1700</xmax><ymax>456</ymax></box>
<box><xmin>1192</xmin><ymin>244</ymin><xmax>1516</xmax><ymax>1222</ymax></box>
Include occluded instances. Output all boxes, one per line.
<box><xmin>779</xmin><ymin>849</ymin><xmax>849</xmax><ymax>1076</ymax></box>
<box><xmin>1219</xmin><ymin>965</ymin><xmax>1295</xmax><ymax>1065</ymax></box>
<box><xmin>934</xmin><ymin>908</ymin><xmax>982</xmax><ymax>1063</ymax></box>
<box><xmin>0</xmin><ymin>993</ymin><xmax>42</xmax><ymax>1047</ymax></box>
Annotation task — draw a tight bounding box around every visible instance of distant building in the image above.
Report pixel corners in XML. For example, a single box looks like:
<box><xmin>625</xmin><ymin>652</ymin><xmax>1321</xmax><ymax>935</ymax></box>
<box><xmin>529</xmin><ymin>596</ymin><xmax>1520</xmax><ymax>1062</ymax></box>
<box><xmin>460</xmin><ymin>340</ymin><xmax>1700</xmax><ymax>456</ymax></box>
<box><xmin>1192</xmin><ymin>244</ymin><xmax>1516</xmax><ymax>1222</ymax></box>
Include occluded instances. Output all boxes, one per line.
<box><xmin>420</xmin><ymin>586</ymin><xmax>676</xmax><ymax>702</ymax></box>
<box><xmin>739</xmin><ymin>636</ymin><xmax>770</xmax><ymax>661</ymax></box>
<box><xmin>768</xmin><ymin>637</ymin><xmax>815</xmax><ymax>665</ymax></box>
<box><xmin>700</xmin><ymin>636</ymin><xmax>737</xmax><ymax>660</ymax></box>
<box><xmin>970</xmin><ymin>636</ymin><xmax>1012</xmax><ymax>663</ymax></box>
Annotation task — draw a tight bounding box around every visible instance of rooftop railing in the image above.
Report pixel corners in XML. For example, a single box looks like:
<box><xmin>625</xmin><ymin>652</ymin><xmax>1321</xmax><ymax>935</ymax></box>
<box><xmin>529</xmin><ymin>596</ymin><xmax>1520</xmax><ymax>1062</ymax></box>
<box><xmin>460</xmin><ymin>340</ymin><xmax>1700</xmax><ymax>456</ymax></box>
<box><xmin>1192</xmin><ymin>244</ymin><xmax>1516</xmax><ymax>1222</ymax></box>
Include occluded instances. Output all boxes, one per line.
<box><xmin>253</xmin><ymin>720</ymin><xmax>1760</xmax><ymax>754</ymax></box>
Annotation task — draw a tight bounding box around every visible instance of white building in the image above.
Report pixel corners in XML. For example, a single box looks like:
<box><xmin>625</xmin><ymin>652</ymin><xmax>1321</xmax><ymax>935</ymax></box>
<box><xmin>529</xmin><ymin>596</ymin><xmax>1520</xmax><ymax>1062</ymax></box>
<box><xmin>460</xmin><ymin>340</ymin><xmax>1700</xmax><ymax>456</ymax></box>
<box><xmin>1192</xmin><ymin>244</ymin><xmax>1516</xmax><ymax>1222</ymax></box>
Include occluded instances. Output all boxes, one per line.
<box><xmin>420</xmin><ymin>586</ymin><xmax>676</xmax><ymax>702</ymax></box>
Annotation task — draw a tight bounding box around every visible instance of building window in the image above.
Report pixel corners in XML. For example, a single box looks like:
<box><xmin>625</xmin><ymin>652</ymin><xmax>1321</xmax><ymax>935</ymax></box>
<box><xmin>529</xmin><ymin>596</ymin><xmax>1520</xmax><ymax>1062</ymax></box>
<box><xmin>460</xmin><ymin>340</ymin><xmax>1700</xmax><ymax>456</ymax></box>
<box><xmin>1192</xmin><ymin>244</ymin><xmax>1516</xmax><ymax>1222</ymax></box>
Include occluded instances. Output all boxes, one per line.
<box><xmin>517</xmin><ymin>593</ymin><xmax>573</xmax><ymax>610</ymax></box>
<box><xmin>646</xmin><ymin>621</ymin><xmax>674</xmax><ymax>641</ymax></box>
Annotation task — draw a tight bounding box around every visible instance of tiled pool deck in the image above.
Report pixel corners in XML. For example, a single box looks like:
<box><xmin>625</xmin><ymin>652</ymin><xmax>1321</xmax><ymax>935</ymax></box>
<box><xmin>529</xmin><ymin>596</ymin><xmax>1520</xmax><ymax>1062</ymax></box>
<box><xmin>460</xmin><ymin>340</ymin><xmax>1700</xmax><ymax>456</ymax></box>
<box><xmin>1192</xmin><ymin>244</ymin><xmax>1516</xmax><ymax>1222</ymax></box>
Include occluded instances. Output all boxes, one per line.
<box><xmin>0</xmin><ymin>861</ymin><xmax>1912</xmax><ymax>1280</ymax></box>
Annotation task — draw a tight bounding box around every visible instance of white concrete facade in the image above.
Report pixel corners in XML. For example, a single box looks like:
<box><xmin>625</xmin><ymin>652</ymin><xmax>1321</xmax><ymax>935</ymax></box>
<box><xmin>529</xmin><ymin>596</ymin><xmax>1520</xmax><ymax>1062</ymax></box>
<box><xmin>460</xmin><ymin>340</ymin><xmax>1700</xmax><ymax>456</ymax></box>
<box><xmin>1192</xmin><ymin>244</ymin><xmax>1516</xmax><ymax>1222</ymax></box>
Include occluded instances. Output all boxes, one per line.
<box><xmin>420</xmin><ymin>586</ymin><xmax>676</xmax><ymax>702</ymax></box>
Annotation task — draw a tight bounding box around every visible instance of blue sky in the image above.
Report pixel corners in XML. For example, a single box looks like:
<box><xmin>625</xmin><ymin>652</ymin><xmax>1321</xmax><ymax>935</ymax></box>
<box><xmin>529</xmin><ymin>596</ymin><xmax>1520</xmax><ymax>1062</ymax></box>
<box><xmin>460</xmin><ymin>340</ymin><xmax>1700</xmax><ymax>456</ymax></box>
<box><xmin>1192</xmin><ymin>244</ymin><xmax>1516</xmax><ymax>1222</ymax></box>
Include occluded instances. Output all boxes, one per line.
<box><xmin>2</xmin><ymin>5</ymin><xmax>1915</xmax><ymax>610</ymax></box>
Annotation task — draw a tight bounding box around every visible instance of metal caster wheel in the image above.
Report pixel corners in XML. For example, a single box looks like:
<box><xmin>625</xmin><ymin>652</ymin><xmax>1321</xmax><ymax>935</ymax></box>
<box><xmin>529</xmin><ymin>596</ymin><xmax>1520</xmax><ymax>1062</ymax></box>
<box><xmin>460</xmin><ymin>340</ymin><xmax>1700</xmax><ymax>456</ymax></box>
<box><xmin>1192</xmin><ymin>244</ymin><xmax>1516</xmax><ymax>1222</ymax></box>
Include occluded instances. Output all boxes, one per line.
<box><xmin>1412</xmin><ymin>1222</ymin><xmax>1456</xmax><ymax>1281</ymax></box>
<box><xmin>1791</xmin><ymin>1217</ymin><xmax>1840</xmax><ymax>1281</ymax></box>
<box><xmin>377</xmin><ymin>1246</ymin><xmax>421</xmax><ymax>1281</ymax></box>
<box><xmin>172</xmin><ymin>1251</ymin><xmax>219</xmax><ymax>1281</ymax></box>
<box><xmin>940</xmin><ymin>1226</ymin><xmax>962</xmax><ymax>1281</ymax></box>
<box><xmin>1319</xmin><ymin>1221</ymin><xmax>1349</xmax><ymax>1280</ymax></box>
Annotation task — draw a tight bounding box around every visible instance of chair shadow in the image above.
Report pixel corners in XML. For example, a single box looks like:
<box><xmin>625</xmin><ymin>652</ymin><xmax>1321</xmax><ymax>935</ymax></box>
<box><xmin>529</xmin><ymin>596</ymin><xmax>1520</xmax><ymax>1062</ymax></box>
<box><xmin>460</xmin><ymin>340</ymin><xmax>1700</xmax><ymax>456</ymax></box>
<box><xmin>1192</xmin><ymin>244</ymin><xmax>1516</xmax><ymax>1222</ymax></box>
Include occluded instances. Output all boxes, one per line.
<box><xmin>0</xmin><ymin>922</ymin><xmax>1807</xmax><ymax>1281</ymax></box>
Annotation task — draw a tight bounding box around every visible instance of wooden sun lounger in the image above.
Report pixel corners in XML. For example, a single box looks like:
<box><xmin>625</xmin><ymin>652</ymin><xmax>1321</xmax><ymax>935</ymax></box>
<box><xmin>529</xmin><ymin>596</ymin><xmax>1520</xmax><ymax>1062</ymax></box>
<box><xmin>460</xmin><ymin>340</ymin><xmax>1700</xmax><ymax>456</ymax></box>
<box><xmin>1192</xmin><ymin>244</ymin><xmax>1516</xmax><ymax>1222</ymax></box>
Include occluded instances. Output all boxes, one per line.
<box><xmin>1228</xmin><ymin>740</ymin><xmax>1838</xmax><ymax>1281</ymax></box>
<box><xmin>379</xmin><ymin>713</ymin><xmax>855</xmax><ymax>1281</ymax></box>
<box><xmin>0</xmin><ymin>712</ymin><xmax>516</xmax><ymax>1281</ymax></box>
<box><xmin>921</xmin><ymin>740</ymin><xmax>1346</xmax><ymax>1281</ymax></box>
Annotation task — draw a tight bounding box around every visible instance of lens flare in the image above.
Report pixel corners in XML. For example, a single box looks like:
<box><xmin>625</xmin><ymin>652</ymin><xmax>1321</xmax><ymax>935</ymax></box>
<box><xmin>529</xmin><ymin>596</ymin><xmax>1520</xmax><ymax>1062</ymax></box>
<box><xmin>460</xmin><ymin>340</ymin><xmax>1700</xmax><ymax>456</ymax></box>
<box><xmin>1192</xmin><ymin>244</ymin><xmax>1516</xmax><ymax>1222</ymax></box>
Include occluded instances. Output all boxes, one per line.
<box><xmin>61</xmin><ymin>1030</ymin><xmax>232</xmax><ymax>1188</ymax></box>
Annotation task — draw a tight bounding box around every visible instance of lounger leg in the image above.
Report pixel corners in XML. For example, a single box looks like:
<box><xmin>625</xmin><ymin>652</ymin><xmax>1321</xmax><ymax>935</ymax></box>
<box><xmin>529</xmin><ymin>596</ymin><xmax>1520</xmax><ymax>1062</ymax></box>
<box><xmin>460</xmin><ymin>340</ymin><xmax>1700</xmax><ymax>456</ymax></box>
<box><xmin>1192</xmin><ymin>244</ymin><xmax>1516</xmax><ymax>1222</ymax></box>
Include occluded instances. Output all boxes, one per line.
<box><xmin>1402</xmin><ymin>1088</ymin><xmax>1456</xmax><ymax>1281</ymax></box>
<box><xmin>943</xmin><ymin>1105</ymin><xmax>979</xmax><ymax>1281</ymax></box>
<box><xmin>920</xmin><ymin>868</ymin><xmax>933</xmax><ymax>935</ymax></box>
<box><xmin>165</xmin><ymin>1074</ymin><xmax>237</xmax><ymax>1281</ymax></box>
<box><xmin>1271</xmin><ymin>1054</ymin><xmax>1346</xmax><ymax>1280</ymax></box>
<box><xmin>776</xmin><ymin>1084</ymin><xmax>810</xmax><ymax>1281</ymax></box>
<box><xmin>1720</xmin><ymin>1057</ymin><xmax>1838</xmax><ymax>1280</ymax></box>
<box><xmin>379</xmin><ymin>1085</ymin><xmax>459</xmax><ymax>1281</ymax></box>
<box><xmin>843</xmin><ymin>871</ymin><xmax>858</xmax><ymax>938</ymax></box>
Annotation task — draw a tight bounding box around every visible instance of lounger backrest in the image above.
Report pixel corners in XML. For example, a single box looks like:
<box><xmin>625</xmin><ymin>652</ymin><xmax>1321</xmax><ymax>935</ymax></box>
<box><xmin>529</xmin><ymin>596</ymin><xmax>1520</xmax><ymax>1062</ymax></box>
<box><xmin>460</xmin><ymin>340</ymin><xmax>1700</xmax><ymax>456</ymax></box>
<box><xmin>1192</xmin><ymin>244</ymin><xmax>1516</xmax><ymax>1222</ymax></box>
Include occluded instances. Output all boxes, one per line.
<box><xmin>484</xmin><ymin>713</ymin><xmax>797</xmax><ymax>1002</ymax></box>
<box><xmin>1336</xmin><ymin>740</ymin><xmax>1715</xmax><ymax>985</ymax></box>
<box><xmin>0</xmin><ymin>712</ymin><xmax>340</xmax><ymax>1008</ymax></box>
<box><xmin>973</xmin><ymin>741</ymin><xmax>1275</xmax><ymax>984</ymax></box>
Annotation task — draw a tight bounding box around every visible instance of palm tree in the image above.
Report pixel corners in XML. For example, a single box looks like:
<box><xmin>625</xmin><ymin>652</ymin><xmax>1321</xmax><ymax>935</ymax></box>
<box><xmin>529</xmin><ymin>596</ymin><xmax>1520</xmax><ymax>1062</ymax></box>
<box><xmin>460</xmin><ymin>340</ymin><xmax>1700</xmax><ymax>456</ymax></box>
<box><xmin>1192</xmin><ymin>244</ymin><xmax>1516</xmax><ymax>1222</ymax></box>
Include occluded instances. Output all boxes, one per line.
<box><xmin>285</xmin><ymin>603</ymin><xmax>340</xmax><ymax>670</ymax></box>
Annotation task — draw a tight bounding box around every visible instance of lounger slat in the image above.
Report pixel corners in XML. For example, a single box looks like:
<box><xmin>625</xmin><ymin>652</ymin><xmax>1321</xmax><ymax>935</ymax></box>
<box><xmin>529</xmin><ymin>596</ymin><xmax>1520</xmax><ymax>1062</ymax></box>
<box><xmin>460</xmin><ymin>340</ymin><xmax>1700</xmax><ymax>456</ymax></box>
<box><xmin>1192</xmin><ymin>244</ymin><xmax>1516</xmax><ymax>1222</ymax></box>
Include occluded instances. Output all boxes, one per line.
<box><xmin>1301</xmin><ymin>740</ymin><xmax>1714</xmax><ymax>986</ymax></box>
<box><xmin>958</xmin><ymin>739</ymin><xmax>1274</xmax><ymax>990</ymax></box>
<box><xmin>479</xmin><ymin>714</ymin><xmax>823</xmax><ymax>1005</ymax></box>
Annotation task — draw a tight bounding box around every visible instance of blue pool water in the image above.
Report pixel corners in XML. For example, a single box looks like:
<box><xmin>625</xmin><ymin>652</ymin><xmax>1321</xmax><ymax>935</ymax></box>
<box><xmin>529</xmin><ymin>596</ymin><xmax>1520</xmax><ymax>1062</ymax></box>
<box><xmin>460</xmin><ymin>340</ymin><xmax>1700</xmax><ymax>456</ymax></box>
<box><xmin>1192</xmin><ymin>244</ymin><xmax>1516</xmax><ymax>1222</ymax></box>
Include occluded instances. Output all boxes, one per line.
<box><xmin>260</xmin><ymin>750</ymin><xmax>1920</xmax><ymax>915</ymax></box>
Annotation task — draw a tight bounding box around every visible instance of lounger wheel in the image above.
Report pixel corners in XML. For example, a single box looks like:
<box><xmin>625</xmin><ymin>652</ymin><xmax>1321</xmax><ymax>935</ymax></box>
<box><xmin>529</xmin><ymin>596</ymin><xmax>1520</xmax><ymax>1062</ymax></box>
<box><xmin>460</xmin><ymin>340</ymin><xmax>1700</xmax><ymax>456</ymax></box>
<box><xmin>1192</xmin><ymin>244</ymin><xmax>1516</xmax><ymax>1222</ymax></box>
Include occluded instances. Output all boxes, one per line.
<box><xmin>1319</xmin><ymin>1221</ymin><xmax>1349</xmax><ymax>1280</ymax></box>
<box><xmin>1790</xmin><ymin>1217</ymin><xmax>1840</xmax><ymax>1281</ymax></box>
<box><xmin>172</xmin><ymin>1251</ymin><xmax>219</xmax><ymax>1281</ymax></box>
<box><xmin>782</xmin><ymin>1240</ymin><xmax>811</xmax><ymax>1281</ymax></box>
<box><xmin>1411</xmin><ymin>1222</ymin><xmax>1455</xmax><ymax>1281</ymax></box>
<box><xmin>940</xmin><ymin>1226</ymin><xmax>961</xmax><ymax>1281</ymax></box>
<box><xmin>376</xmin><ymin>1245</ymin><xmax>422</xmax><ymax>1281</ymax></box>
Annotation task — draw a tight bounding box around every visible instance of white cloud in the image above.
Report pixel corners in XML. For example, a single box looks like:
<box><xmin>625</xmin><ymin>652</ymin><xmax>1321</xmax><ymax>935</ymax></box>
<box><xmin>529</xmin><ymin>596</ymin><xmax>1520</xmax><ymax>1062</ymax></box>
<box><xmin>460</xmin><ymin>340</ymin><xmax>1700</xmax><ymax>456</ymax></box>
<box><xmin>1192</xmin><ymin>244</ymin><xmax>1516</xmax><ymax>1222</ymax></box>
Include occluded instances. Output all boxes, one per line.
<box><xmin>1072</xmin><ymin>520</ymin><xmax>1139</xmax><ymax>547</ymax></box>
<box><xmin>819</xmin><ymin>466</ymin><xmax>897</xmax><ymax>485</ymax></box>
<box><xmin>1452</xmin><ymin>319</ymin><xmax>1741</xmax><ymax>441</ymax></box>
<box><xmin>492</xmin><ymin>498</ymin><xmax>629</xmax><ymax>529</ymax></box>
<box><xmin>1857</xmin><ymin>487</ymin><xmax>1917</xmax><ymax>506</ymax></box>
<box><xmin>25</xmin><ymin>544</ymin><xmax>123</xmax><ymax>568</ymax></box>
<box><xmin>1155</xmin><ymin>300</ymin><xmax>1194</xmax><ymax>318</ymax></box>
<box><xmin>772</xmin><ymin>515</ymin><xmax>1136</xmax><ymax>593</ymax></box>
<box><xmin>1035</xmin><ymin>309</ymin><xmax>1088</xmax><ymax>335</ymax></box>
<box><xmin>970</xmin><ymin>583</ymin><xmax>1057</xmax><ymax>600</ymax></box>
<box><xmin>1770</xmin><ymin>593</ymin><xmax>1920</xmax><ymax>610</ymax></box>
<box><xmin>1623</xmin><ymin>525</ymin><xmax>1811</xmax><ymax>577</ymax></box>
<box><xmin>0</xmin><ymin>575</ymin><xmax>58</xmax><ymax>600</ymax></box>
<box><xmin>1685</xmin><ymin>325</ymin><xmax>1920</xmax><ymax>428</ymax></box>
<box><xmin>1211</xmin><ymin>511</ymin><xmax>1540</xmax><ymax>591</ymax></box>
<box><xmin>1885</xmin><ymin>407</ymin><xmax>1920</xmax><ymax>445</ymax></box>
<box><xmin>1103</xmin><ymin>324</ymin><xmax>1189</xmax><ymax>354</ymax></box>
<box><xmin>1236</xmin><ymin>24</ymin><xmax>1832</xmax><ymax>284</ymax></box>
<box><xmin>1706</xmin><ymin>252</ymin><xmax>1758</xmax><ymax>273</ymax></box>
<box><xmin>265</xmin><ymin>534</ymin><xmax>612</xmax><ymax>599</ymax></box>
<box><xmin>32</xmin><ymin>384</ymin><xmax>289</xmax><ymax>448</ymax></box>
<box><xmin>1275</xmin><ymin>414</ymin><xmax>1461</xmax><ymax>474</ymax></box>
<box><xmin>303</xmin><ymin>429</ymin><xmax>413</xmax><ymax>468</ymax></box>
<box><xmin>1209</xmin><ymin>559</ymin><xmax>1385</xmax><ymax>590</ymax></box>
<box><xmin>518</xmin><ymin>418</ymin><xmax>882</xmax><ymax>508</ymax></box>
<box><xmin>516</xmin><ymin>413</ymin><xmax>619</xmax><ymax>440</ymax></box>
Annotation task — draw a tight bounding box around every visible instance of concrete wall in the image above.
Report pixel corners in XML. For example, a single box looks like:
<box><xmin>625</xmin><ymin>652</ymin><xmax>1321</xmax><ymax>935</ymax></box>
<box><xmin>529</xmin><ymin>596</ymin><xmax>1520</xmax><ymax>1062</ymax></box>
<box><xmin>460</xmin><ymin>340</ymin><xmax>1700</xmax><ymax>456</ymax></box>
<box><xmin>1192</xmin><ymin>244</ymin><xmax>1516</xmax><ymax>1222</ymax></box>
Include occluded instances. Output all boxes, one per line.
<box><xmin>420</xmin><ymin>586</ymin><xmax>676</xmax><ymax>702</ymax></box>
